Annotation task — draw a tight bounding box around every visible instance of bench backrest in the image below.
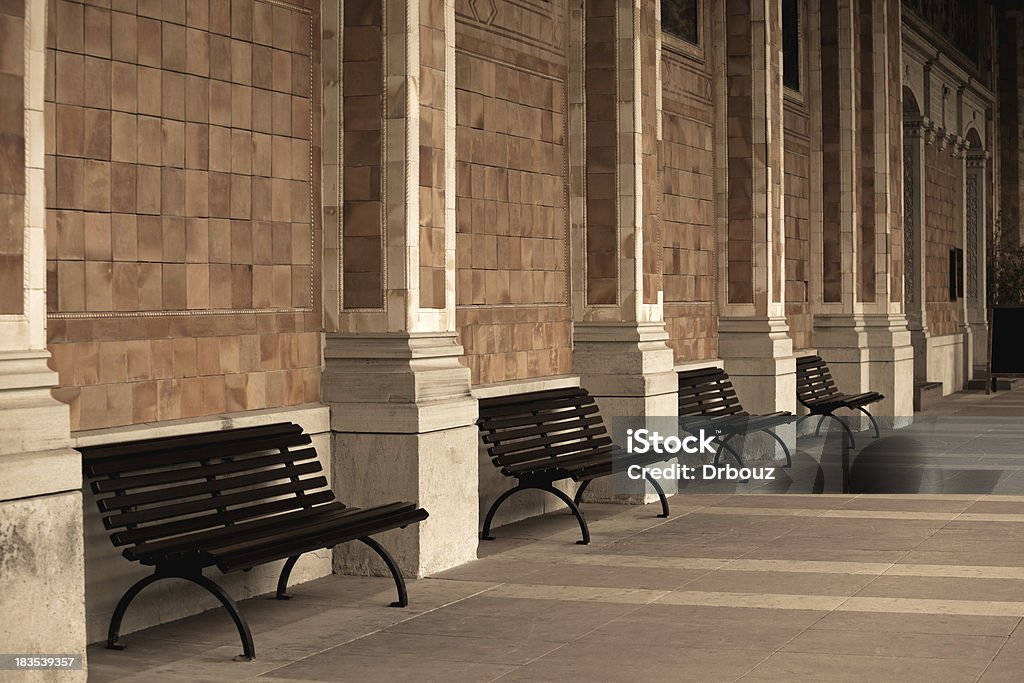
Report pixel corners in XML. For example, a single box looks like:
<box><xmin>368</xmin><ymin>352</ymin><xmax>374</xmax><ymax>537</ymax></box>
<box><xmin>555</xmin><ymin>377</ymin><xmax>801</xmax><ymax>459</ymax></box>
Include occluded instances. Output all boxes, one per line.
<box><xmin>677</xmin><ymin>367</ymin><xmax>745</xmax><ymax>417</ymax></box>
<box><xmin>477</xmin><ymin>387</ymin><xmax>614</xmax><ymax>476</ymax></box>
<box><xmin>80</xmin><ymin>422</ymin><xmax>332</xmax><ymax>553</ymax></box>
<box><xmin>796</xmin><ymin>355</ymin><xmax>841</xmax><ymax>405</ymax></box>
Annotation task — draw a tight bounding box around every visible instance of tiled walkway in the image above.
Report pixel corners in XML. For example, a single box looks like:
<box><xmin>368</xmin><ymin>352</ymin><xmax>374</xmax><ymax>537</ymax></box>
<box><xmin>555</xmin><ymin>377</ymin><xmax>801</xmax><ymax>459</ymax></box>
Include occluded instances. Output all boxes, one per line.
<box><xmin>89</xmin><ymin>491</ymin><xmax>1024</xmax><ymax>682</ymax></box>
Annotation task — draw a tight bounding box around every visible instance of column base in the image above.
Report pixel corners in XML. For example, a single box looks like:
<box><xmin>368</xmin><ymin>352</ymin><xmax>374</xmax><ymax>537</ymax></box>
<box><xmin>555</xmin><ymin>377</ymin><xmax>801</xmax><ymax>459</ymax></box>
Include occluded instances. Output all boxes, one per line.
<box><xmin>863</xmin><ymin>314</ymin><xmax>915</xmax><ymax>427</ymax></box>
<box><xmin>717</xmin><ymin>316</ymin><xmax>796</xmax><ymax>458</ymax></box>
<box><xmin>572</xmin><ymin>322</ymin><xmax>678</xmax><ymax>504</ymax></box>
<box><xmin>324</xmin><ymin>333</ymin><xmax>479</xmax><ymax>578</ymax></box>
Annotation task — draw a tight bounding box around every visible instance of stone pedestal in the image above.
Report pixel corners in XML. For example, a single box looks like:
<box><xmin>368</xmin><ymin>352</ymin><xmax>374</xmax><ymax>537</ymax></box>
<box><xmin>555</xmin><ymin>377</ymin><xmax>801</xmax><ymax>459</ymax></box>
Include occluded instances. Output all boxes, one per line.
<box><xmin>324</xmin><ymin>333</ymin><xmax>479</xmax><ymax>578</ymax></box>
<box><xmin>864</xmin><ymin>314</ymin><xmax>915</xmax><ymax>426</ymax></box>
<box><xmin>572</xmin><ymin>322</ymin><xmax>678</xmax><ymax>504</ymax></box>
<box><xmin>0</xmin><ymin>354</ymin><xmax>85</xmax><ymax>677</ymax></box>
<box><xmin>718</xmin><ymin>317</ymin><xmax>796</xmax><ymax>455</ymax></box>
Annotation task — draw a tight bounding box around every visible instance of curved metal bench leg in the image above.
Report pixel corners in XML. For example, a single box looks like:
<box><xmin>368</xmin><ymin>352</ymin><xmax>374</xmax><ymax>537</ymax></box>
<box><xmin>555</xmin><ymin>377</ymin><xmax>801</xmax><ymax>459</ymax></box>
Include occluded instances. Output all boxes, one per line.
<box><xmin>359</xmin><ymin>537</ymin><xmax>409</xmax><ymax>608</ymax></box>
<box><xmin>814</xmin><ymin>415</ymin><xmax>828</xmax><ymax>437</ymax></box>
<box><xmin>762</xmin><ymin>428</ymin><xmax>793</xmax><ymax>467</ymax></box>
<box><xmin>714</xmin><ymin>433</ymin><xmax>737</xmax><ymax>465</ymax></box>
<box><xmin>183</xmin><ymin>574</ymin><xmax>256</xmax><ymax>662</ymax></box>
<box><xmin>573</xmin><ymin>478</ymin><xmax>591</xmax><ymax>506</ymax></box>
<box><xmin>275</xmin><ymin>554</ymin><xmax>302</xmax><ymax>600</ymax></box>
<box><xmin>829</xmin><ymin>414</ymin><xmax>856</xmax><ymax>449</ymax></box>
<box><xmin>855</xmin><ymin>406</ymin><xmax>881</xmax><ymax>438</ymax></box>
<box><xmin>642</xmin><ymin>471</ymin><xmax>670</xmax><ymax>518</ymax></box>
<box><xmin>481</xmin><ymin>484</ymin><xmax>530</xmax><ymax>541</ymax></box>
<box><xmin>542</xmin><ymin>485</ymin><xmax>591</xmax><ymax>545</ymax></box>
<box><xmin>106</xmin><ymin>573</ymin><xmax>163</xmax><ymax>651</ymax></box>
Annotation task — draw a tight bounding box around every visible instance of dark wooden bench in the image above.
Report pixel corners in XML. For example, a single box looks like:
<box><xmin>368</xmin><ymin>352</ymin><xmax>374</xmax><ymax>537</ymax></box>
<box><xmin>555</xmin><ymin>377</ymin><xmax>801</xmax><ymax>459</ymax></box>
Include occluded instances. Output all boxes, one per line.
<box><xmin>677</xmin><ymin>367</ymin><xmax>794</xmax><ymax>468</ymax></box>
<box><xmin>80</xmin><ymin>422</ymin><xmax>428</xmax><ymax>662</ymax></box>
<box><xmin>796</xmin><ymin>355</ymin><xmax>884</xmax><ymax>447</ymax></box>
<box><xmin>477</xmin><ymin>387</ymin><xmax>671</xmax><ymax>545</ymax></box>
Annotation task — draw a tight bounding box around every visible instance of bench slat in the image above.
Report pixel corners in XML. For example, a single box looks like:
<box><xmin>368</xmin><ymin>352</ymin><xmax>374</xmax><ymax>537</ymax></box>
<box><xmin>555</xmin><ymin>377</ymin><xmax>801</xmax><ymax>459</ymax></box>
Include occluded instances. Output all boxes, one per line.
<box><xmin>104</xmin><ymin>476</ymin><xmax>329</xmax><ymax>529</ymax></box>
<box><xmin>80</xmin><ymin>423</ymin><xmax>303</xmax><ymax>465</ymax></box>
<box><xmin>85</xmin><ymin>430</ymin><xmax>312</xmax><ymax>477</ymax></box>
<box><xmin>493</xmin><ymin>435</ymin><xmax>614</xmax><ymax>468</ymax></box>
<box><xmin>111</xmin><ymin>489</ymin><xmax>337</xmax><ymax>547</ymax></box>
<box><xmin>481</xmin><ymin>415</ymin><xmax>604</xmax><ymax>444</ymax></box>
<box><xmin>488</xmin><ymin>425</ymin><xmax>608</xmax><ymax>457</ymax></box>
<box><xmin>91</xmin><ymin>447</ymin><xmax>320</xmax><ymax>494</ymax></box>
<box><xmin>480</xmin><ymin>404</ymin><xmax>600</xmax><ymax>431</ymax></box>
<box><xmin>97</xmin><ymin>460</ymin><xmax>324</xmax><ymax>512</ymax></box>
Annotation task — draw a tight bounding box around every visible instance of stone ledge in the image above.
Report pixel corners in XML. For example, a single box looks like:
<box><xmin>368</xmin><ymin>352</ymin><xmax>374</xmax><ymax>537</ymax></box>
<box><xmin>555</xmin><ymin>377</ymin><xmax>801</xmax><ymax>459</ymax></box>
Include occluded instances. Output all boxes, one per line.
<box><xmin>0</xmin><ymin>447</ymin><xmax>81</xmax><ymax>501</ymax></box>
<box><xmin>72</xmin><ymin>403</ymin><xmax>331</xmax><ymax>447</ymax></box>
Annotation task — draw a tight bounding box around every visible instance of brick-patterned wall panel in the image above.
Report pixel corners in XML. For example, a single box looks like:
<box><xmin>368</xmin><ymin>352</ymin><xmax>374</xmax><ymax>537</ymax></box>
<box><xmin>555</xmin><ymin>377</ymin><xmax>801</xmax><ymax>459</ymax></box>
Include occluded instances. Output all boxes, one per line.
<box><xmin>784</xmin><ymin>101</ymin><xmax>811</xmax><ymax>349</ymax></box>
<box><xmin>924</xmin><ymin>142</ymin><xmax>962</xmax><ymax>337</ymax></box>
<box><xmin>454</xmin><ymin>0</ymin><xmax>571</xmax><ymax>385</ymax></box>
<box><xmin>661</xmin><ymin>49</ymin><xmax>716</xmax><ymax>363</ymax></box>
<box><xmin>341</xmin><ymin>0</ymin><xmax>383</xmax><ymax>309</ymax></box>
<box><xmin>43</xmin><ymin>0</ymin><xmax>322</xmax><ymax>431</ymax></box>
<box><xmin>0</xmin><ymin>2</ymin><xmax>25</xmax><ymax>313</ymax></box>
<box><xmin>419</xmin><ymin>0</ymin><xmax>446</xmax><ymax>308</ymax></box>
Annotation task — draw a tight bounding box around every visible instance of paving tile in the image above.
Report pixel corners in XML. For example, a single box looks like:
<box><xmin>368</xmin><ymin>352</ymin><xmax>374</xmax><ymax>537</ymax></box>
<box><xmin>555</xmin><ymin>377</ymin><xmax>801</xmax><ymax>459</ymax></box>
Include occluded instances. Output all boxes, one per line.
<box><xmin>495</xmin><ymin>641</ymin><xmax>771</xmax><ymax>683</ymax></box>
<box><xmin>740</xmin><ymin>651</ymin><xmax>986</xmax><ymax>682</ymax></box>
<box><xmin>780</xmin><ymin>627</ymin><xmax>1005</xmax><ymax>661</ymax></box>
<box><xmin>265</xmin><ymin>651</ymin><xmax>517</xmax><ymax>682</ymax></box>
<box><xmin>680</xmin><ymin>569</ymin><xmax>876</xmax><ymax>597</ymax></box>
<box><xmin>810</xmin><ymin>610</ymin><xmax>1021</xmax><ymax>637</ymax></box>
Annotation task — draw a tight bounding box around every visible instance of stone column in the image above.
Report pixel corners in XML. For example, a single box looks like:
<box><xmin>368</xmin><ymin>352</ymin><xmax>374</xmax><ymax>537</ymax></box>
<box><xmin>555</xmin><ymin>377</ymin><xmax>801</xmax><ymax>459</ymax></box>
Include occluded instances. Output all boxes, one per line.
<box><xmin>714</xmin><ymin>0</ymin><xmax>796</xmax><ymax>420</ymax></box>
<box><xmin>966</xmin><ymin>150</ymin><xmax>990</xmax><ymax>375</ymax></box>
<box><xmin>568</xmin><ymin>0</ymin><xmax>677</xmax><ymax>503</ymax></box>
<box><xmin>902</xmin><ymin>115</ymin><xmax>931</xmax><ymax>386</ymax></box>
<box><xmin>862</xmin><ymin>0</ymin><xmax>914</xmax><ymax>421</ymax></box>
<box><xmin>322</xmin><ymin>0</ymin><xmax>478</xmax><ymax>577</ymax></box>
<box><xmin>811</xmin><ymin>0</ymin><xmax>910</xmax><ymax>422</ymax></box>
<box><xmin>0</xmin><ymin>0</ymin><xmax>86</xmax><ymax>674</ymax></box>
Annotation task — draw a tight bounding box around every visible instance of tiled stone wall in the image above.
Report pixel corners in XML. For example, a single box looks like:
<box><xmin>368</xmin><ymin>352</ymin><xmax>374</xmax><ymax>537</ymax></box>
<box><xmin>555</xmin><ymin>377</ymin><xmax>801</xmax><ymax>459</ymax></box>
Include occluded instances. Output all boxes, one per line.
<box><xmin>43</xmin><ymin>0</ymin><xmax>322</xmax><ymax>431</ymax></box>
<box><xmin>819</xmin><ymin>0</ymin><xmax>842</xmax><ymax>303</ymax></box>
<box><xmin>724</xmin><ymin>1</ymin><xmax>753</xmax><ymax>304</ymax></box>
<box><xmin>340</xmin><ymin>0</ymin><xmax>383</xmax><ymax>309</ymax></box>
<box><xmin>888</xmin><ymin>0</ymin><xmax>903</xmax><ymax>303</ymax></box>
<box><xmin>0</xmin><ymin>1</ymin><xmax>25</xmax><ymax>313</ymax></box>
<box><xmin>454</xmin><ymin>0</ymin><xmax>571</xmax><ymax>384</ymax></box>
<box><xmin>784</xmin><ymin>101</ymin><xmax>811</xmax><ymax>349</ymax></box>
<box><xmin>640</xmin><ymin>0</ymin><xmax>660</xmax><ymax>305</ymax></box>
<box><xmin>582</xmin><ymin>0</ymin><xmax>616</xmax><ymax>305</ymax></box>
<box><xmin>661</xmin><ymin>49</ymin><xmax>716</xmax><ymax>362</ymax></box>
<box><xmin>924</xmin><ymin>142</ymin><xmax>962</xmax><ymax>337</ymax></box>
<box><xmin>419</xmin><ymin>0</ymin><xmax>446</xmax><ymax>309</ymax></box>
<box><xmin>857</xmin><ymin>0</ymin><xmax>875</xmax><ymax>303</ymax></box>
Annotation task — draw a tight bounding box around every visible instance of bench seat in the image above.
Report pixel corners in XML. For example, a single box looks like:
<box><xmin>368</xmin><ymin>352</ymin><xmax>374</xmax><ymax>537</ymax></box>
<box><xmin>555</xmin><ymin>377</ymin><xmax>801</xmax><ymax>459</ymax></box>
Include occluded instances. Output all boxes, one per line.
<box><xmin>477</xmin><ymin>386</ymin><xmax>671</xmax><ymax>545</ymax></box>
<box><xmin>677</xmin><ymin>366</ymin><xmax>794</xmax><ymax>470</ymax></box>
<box><xmin>796</xmin><ymin>355</ymin><xmax>884</xmax><ymax>446</ymax></box>
<box><xmin>80</xmin><ymin>422</ymin><xmax>427</xmax><ymax>662</ymax></box>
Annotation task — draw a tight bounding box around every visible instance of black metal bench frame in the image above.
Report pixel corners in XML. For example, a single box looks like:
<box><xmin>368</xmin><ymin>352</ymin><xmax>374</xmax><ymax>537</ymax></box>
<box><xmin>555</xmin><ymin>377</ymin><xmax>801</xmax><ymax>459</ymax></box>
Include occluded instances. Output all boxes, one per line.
<box><xmin>796</xmin><ymin>355</ymin><xmax>884</xmax><ymax>448</ymax></box>
<box><xmin>80</xmin><ymin>422</ymin><xmax>428</xmax><ymax>662</ymax></box>
<box><xmin>677</xmin><ymin>366</ymin><xmax>794</xmax><ymax>470</ymax></box>
<box><xmin>477</xmin><ymin>387</ymin><xmax>671</xmax><ymax>545</ymax></box>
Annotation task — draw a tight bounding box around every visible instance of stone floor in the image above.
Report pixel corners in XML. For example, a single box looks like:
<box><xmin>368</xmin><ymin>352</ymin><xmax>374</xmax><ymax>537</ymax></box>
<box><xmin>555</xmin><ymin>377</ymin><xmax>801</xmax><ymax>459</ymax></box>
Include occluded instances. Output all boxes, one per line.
<box><xmin>88</xmin><ymin>488</ymin><xmax>1024</xmax><ymax>682</ymax></box>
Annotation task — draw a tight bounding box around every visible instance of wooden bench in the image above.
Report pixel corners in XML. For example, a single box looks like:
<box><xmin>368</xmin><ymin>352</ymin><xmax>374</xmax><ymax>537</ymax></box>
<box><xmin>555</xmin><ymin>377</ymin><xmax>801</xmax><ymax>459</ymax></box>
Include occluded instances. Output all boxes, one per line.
<box><xmin>796</xmin><ymin>355</ymin><xmax>884</xmax><ymax>447</ymax></box>
<box><xmin>477</xmin><ymin>387</ymin><xmax>671</xmax><ymax>545</ymax></box>
<box><xmin>80</xmin><ymin>422</ymin><xmax>428</xmax><ymax>662</ymax></box>
<box><xmin>677</xmin><ymin>367</ymin><xmax>794</xmax><ymax>468</ymax></box>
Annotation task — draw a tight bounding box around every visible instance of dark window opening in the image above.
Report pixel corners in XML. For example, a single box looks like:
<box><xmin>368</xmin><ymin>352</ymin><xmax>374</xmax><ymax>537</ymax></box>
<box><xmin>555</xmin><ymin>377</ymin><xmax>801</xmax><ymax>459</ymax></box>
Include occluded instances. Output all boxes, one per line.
<box><xmin>782</xmin><ymin>0</ymin><xmax>800</xmax><ymax>91</ymax></box>
<box><xmin>663</xmin><ymin>0</ymin><xmax>699</xmax><ymax>46</ymax></box>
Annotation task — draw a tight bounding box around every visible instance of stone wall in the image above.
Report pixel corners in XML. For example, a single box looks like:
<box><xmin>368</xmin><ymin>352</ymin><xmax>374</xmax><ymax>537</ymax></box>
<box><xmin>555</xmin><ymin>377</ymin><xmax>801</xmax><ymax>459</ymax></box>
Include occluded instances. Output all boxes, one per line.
<box><xmin>454</xmin><ymin>0</ymin><xmax>572</xmax><ymax>384</ymax></box>
<box><xmin>0</xmin><ymin>2</ymin><xmax>25</xmax><ymax>313</ymax></box>
<box><xmin>784</xmin><ymin>100</ymin><xmax>811</xmax><ymax>349</ymax></box>
<box><xmin>661</xmin><ymin>26</ymin><xmax>716</xmax><ymax>362</ymax></box>
<box><xmin>43</xmin><ymin>0</ymin><xmax>323</xmax><ymax>431</ymax></box>
<box><xmin>924</xmin><ymin>141</ymin><xmax>962</xmax><ymax>337</ymax></box>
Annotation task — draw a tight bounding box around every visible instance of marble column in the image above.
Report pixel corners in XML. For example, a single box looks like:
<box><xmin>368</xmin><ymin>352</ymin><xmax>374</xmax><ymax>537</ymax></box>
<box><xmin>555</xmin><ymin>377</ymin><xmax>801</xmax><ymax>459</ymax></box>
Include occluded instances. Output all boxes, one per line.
<box><xmin>322</xmin><ymin>0</ymin><xmax>478</xmax><ymax>577</ymax></box>
<box><xmin>714</xmin><ymin>0</ymin><xmax>796</xmax><ymax>426</ymax></box>
<box><xmin>568</xmin><ymin>0</ymin><xmax>677</xmax><ymax>503</ymax></box>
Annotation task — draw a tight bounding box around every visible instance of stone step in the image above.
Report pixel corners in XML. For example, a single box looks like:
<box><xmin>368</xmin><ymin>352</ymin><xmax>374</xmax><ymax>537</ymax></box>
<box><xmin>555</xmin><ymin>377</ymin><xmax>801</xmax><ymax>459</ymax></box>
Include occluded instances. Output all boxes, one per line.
<box><xmin>913</xmin><ymin>381</ymin><xmax>944</xmax><ymax>412</ymax></box>
<box><xmin>966</xmin><ymin>376</ymin><xmax>1017</xmax><ymax>392</ymax></box>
